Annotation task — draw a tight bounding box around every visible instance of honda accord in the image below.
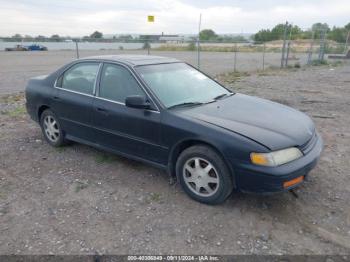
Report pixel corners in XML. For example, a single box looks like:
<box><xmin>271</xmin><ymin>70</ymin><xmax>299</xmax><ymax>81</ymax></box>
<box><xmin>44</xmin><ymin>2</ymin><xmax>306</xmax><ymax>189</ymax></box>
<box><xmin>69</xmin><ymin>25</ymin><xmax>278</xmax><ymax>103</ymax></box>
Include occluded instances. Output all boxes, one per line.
<box><xmin>25</xmin><ymin>55</ymin><xmax>323</xmax><ymax>204</ymax></box>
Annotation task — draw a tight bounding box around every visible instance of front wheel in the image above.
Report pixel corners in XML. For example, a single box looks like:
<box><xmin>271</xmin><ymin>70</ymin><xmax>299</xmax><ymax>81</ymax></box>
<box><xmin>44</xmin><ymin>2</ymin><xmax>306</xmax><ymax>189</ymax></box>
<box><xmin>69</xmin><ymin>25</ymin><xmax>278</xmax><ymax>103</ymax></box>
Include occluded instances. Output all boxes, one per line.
<box><xmin>176</xmin><ymin>145</ymin><xmax>233</xmax><ymax>205</ymax></box>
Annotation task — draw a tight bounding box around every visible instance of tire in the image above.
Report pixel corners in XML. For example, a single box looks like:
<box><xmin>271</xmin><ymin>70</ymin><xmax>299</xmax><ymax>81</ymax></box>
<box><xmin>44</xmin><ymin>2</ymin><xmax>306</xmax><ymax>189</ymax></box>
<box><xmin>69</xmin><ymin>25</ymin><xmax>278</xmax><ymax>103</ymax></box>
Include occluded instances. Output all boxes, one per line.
<box><xmin>40</xmin><ymin>109</ymin><xmax>66</xmax><ymax>147</ymax></box>
<box><xmin>176</xmin><ymin>145</ymin><xmax>233</xmax><ymax>205</ymax></box>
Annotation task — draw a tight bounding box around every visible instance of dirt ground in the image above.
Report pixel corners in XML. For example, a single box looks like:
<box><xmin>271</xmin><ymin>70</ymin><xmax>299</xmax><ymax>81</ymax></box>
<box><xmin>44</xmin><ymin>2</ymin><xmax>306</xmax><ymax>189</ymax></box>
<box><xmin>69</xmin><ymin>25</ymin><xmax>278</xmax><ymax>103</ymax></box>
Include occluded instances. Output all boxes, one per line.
<box><xmin>0</xmin><ymin>61</ymin><xmax>350</xmax><ymax>255</ymax></box>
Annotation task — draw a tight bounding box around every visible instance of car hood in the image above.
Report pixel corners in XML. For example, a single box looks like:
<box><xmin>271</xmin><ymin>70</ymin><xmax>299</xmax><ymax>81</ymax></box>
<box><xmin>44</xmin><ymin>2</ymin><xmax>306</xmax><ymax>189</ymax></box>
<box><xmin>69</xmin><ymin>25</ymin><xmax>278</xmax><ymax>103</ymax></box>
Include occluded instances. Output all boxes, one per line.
<box><xmin>180</xmin><ymin>93</ymin><xmax>315</xmax><ymax>150</ymax></box>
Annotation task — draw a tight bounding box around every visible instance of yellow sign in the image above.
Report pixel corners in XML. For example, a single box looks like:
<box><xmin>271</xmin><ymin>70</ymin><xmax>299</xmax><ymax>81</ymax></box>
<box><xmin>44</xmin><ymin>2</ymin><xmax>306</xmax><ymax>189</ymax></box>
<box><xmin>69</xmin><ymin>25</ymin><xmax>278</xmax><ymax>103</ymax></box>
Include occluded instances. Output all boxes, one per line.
<box><xmin>147</xmin><ymin>15</ymin><xmax>154</xmax><ymax>22</ymax></box>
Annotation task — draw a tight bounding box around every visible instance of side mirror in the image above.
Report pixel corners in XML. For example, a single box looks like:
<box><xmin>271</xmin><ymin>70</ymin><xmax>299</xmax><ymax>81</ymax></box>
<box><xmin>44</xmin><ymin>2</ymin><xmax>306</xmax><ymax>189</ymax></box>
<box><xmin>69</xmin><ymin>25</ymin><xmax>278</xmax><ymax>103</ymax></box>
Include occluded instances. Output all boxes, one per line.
<box><xmin>125</xmin><ymin>95</ymin><xmax>151</xmax><ymax>109</ymax></box>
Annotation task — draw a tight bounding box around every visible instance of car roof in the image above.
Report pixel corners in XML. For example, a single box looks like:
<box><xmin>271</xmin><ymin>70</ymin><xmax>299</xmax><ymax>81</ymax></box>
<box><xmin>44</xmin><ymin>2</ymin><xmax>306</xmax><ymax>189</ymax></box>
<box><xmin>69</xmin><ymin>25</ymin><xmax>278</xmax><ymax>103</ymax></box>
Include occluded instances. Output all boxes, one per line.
<box><xmin>80</xmin><ymin>55</ymin><xmax>180</xmax><ymax>66</ymax></box>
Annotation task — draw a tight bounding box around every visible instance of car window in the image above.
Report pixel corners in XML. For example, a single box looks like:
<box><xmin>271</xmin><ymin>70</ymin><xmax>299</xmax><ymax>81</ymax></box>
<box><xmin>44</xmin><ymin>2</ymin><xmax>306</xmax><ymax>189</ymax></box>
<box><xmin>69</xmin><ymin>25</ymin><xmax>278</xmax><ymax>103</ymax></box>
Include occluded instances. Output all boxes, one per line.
<box><xmin>99</xmin><ymin>64</ymin><xmax>145</xmax><ymax>103</ymax></box>
<box><xmin>60</xmin><ymin>63</ymin><xmax>100</xmax><ymax>95</ymax></box>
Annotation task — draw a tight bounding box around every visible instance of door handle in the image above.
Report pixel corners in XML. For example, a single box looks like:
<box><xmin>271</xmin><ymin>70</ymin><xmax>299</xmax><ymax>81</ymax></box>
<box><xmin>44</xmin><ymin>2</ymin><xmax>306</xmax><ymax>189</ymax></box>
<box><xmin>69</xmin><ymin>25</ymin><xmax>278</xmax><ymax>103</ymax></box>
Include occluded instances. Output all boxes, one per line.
<box><xmin>96</xmin><ymin>107</ymin><xmax>107</xmax><ymax>112</ymax></box>
<box><xmin>96</xmin><ymin>107</ymin><xmax>109</xmax><ymax>115</ymax></box>
<box><xmin>53</xmin><ymin>96</ymin><xmax>60</xmax><ymax>100</ymax></box>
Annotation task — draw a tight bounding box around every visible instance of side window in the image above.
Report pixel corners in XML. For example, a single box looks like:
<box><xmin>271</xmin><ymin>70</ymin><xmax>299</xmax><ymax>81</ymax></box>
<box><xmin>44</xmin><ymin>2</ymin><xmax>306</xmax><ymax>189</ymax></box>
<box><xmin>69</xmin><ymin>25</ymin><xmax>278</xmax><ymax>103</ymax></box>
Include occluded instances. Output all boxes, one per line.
<box><xmin>59</xmin><ymin>63</ymin><xmax>99</xmax><ymax>95</ymax></box>
<box><xmin>99</xmin><ymin>64</ymin><xmax>145</xmax><ymax>103</ymax></box>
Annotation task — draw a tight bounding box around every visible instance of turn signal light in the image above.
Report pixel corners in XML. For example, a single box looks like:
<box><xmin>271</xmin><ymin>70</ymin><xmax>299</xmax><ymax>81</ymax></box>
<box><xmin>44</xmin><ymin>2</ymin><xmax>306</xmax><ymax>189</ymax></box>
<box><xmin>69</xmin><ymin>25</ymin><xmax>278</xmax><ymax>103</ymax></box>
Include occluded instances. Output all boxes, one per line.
<box><xmin>283</xmin><ymin>176</ymin><xmax>304</xmax><ymax>188</ymax></box>
<box><xmin>250</xmin><ymin>153</ymin><xmax>269</xmax><ymax>166</ymax></box>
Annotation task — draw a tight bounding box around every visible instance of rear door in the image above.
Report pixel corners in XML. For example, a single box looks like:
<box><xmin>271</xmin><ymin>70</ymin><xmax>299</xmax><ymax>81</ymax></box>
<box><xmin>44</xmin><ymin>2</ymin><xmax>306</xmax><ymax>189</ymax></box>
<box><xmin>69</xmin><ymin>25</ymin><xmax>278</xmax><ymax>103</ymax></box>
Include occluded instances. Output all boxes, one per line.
<box><xmin>92</xmin><ymin>63</ymin><xmax>167</xmax><ymax>164</ymax></box>
<box><xmin>53</xmin><ymin>62</ymin><xmax>101</xmax><ymax>142</ymax></box>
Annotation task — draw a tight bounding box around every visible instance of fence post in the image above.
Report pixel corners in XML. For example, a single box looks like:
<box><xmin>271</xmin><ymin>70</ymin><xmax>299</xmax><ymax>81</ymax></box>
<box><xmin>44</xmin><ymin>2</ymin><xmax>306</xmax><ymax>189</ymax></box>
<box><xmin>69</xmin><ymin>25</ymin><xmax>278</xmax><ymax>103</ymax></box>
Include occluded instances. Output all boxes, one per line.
<box><xmin>307</xmin><ymin>31</ymin><xmax>315</xmax><ymax>65</ymax></box>
<box><xmin>75</xmin><ymin>40</ymin><xmax>80</xmax><ymax>59</ymax></box>
<box><xmin>197</xmin><ymin>13</ymin><xmax>202</xmax><ymax>69</ymax></box>
<box><xmin>281</xmin><ymin>21</ymin><xmax>288</xmax><ymax>68</ymax></box>
<box><xmin>262</xmin><ymin>42</ymin><xmax>266</xmax><ymax>71</ymax></box>
<box><xmin>285</xmin><ymin>41</ymin><xmax>291</xmax><ymax>67</ymax></box>
<box><xmin>344</xmin><ymin>31</ymin><xmax>350</xmax><ymax>54</ymax></box>
<box><xmin>197</xmin><ymin>39</ymin><xmax>200</xmax><ymax>69</ymax></box>
<box><xmin>318</xmin><ymin>28</ymin><xmax>326</xmax><ymax>61</ymax></box>
<box><xmin>234</xmin><ymin>43</ymin><xmax>237</xmax><ymax>72</ymax></box>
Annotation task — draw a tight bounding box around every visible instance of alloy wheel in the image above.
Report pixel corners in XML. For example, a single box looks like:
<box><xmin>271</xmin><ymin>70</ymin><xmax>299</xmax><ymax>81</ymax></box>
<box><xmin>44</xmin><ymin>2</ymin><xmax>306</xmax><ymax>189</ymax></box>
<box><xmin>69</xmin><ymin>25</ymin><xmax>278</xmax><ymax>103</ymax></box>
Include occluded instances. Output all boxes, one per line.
<box><xmin>182</xmin><ymin>157</ymin><xmax>220</xmax><ymax>197</ymax></box>
<box><xmin>43</xmin><ymin>115</ymin><xmax>60</xmax><ymax>143</ymax></box>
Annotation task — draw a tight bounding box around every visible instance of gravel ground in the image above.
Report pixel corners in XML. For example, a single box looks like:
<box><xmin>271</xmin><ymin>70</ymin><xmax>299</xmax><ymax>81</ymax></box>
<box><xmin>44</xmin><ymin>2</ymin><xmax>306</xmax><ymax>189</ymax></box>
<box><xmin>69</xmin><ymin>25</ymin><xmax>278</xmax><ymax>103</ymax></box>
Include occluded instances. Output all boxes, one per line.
<box><xmin>0</xmin><ymin>50</ymin><xmax>311</xmax><ymax>95</ymax></box>
<box><xmin>0</xmin><ymin>60</ymin><xmax>350</xmax><ymax>255</ymax></box>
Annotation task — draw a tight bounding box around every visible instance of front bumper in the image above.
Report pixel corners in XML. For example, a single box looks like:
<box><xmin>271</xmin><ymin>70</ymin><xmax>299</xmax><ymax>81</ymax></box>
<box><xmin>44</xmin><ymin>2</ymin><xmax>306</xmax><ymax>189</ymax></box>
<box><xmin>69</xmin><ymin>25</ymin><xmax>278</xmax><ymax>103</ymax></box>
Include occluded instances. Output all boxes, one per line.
<box><xmin>234</xmin><ymin>132</ymin><xmax>323</xmax><ymax>193</ymax></box>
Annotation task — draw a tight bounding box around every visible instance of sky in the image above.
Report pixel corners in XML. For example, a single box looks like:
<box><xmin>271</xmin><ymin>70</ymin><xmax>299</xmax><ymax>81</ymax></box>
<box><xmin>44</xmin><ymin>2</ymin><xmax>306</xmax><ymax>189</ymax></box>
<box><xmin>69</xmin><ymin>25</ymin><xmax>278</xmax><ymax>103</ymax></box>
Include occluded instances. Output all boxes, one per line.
<box><xmin>0</xmin><ymin>0</ymin><xmax>349</xmax><ymax>36</ymax></box>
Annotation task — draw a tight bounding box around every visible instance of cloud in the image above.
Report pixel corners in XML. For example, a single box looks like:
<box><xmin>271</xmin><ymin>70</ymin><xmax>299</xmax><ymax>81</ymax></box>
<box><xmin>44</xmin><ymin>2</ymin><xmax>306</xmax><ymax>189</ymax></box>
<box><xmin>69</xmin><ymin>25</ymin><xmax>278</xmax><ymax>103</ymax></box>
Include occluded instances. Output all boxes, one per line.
<box><xmin>0</xmin><ymin>0</ymin><xmax>349</xmax><ymax>36</ymax></box>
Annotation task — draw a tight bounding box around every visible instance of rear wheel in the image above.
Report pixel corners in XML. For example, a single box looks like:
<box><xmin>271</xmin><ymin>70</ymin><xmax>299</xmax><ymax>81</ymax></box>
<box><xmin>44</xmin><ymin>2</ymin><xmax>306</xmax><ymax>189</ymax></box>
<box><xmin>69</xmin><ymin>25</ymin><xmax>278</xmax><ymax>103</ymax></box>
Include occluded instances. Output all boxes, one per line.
<box><xmin>176</xmin><ymin>145</ymin><xmax>233</xmax><ymax>205</ymax></box>
<box><xmin>40</xmin><ymin>109</ymin><xmax>66</xmax><ymax>147</ymax></box>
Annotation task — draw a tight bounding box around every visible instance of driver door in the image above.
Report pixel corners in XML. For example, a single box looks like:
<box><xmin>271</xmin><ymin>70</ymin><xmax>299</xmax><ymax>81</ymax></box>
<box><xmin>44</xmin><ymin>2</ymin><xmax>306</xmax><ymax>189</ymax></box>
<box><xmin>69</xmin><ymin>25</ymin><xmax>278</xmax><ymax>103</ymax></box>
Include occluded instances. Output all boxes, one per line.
<box><xmin>91</xmin><ymin>63</ymin><xmax>167</xmax><ymax>164</ymax></box>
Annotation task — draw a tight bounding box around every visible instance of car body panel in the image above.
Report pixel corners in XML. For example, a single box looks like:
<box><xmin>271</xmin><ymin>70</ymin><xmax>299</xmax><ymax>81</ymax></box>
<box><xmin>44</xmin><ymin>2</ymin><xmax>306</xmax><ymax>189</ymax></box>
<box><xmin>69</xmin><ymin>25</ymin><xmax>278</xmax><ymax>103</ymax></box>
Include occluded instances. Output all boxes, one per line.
<box><xmin>235</xmin><ymin>132</ymin><xmax>323</xmax><ymax>193</ymax></box>
<box><xmin>25</xmin><ymin>55</ymin><xmax>323</xmax><ymax>194</ymax></box>
<box><xmin>51</xmin><ymin>88</ymin><xmax>96</xmax><ymax>142</ymax></box>
<box><xmin>91</xmin><ymin>97</ymin><xmax>167</xmax><ymax>164</ymax></box>
<box><xmin>180</xmin><ymin>93</ymin><xmax>315</xmax><ymax>151</ymax></box>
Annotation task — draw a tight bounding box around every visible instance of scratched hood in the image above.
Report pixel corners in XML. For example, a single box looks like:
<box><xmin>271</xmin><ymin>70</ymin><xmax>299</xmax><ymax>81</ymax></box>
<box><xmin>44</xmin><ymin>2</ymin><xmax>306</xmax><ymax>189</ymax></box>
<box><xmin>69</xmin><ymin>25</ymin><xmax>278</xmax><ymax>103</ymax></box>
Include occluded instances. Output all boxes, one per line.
<box><xmin>180</xmin><ymin>93</ymin><xmax>315</xmax><ymax>150</ymax></box>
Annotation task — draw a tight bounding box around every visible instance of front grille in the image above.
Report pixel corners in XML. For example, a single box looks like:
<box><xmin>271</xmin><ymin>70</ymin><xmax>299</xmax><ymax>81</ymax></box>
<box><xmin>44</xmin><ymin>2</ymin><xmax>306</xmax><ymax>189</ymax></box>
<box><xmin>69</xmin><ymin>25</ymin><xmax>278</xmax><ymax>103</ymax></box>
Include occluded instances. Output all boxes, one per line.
<box><xmin>299</xmin><ymin>132</ymin><xmax>317</xmax><ymax>155</ymax></box>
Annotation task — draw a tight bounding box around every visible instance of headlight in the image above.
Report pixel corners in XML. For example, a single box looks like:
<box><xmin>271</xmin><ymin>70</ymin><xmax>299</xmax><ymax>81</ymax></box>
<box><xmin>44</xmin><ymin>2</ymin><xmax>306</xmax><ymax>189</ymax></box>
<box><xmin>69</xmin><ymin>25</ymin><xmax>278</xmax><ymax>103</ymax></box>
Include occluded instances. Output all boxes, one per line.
<box><xmin>250</xmin><ymin>147</ymin><xmax>303</xmax><ymax>167</ymax></box>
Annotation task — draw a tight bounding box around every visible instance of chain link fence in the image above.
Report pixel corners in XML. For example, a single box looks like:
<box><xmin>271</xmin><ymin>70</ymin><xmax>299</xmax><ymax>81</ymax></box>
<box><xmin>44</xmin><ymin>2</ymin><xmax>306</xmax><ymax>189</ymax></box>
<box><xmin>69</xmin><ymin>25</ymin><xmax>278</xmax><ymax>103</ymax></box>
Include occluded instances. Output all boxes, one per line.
<box><xmin>1</xmin><ymin>35</ymin><xmax>349</xmax><ymax>77</ymax></box>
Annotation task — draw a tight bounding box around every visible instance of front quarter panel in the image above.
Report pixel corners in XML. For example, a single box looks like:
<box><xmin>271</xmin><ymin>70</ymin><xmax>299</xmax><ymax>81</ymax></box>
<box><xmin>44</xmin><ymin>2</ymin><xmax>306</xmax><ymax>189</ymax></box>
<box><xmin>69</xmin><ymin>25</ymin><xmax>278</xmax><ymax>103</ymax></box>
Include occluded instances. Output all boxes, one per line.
<box><xmin>161</xmin><ymin>110</ymin><xmax>269</xmax><ymax>179</ymax></box>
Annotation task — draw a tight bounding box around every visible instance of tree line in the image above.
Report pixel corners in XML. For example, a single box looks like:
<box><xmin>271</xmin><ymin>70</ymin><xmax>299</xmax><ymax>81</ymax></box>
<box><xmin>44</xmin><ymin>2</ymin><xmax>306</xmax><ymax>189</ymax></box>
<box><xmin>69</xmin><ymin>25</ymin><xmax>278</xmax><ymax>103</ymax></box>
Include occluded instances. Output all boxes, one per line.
<box><xmin>4</xmin><ymin>22</ymin><xmax>350</xmax><ymax>44</ymax></box>
<box><xmin>4</xmin><ymin>31</ymin><xmax>133</xmax><ymax>42</ymax></box>
<box><xmin>198</xmin><ymin>29</ymin><xmax>248</xmax><ymax>42</ymax></box>
<box><xmin>253</xmin><ymin>22</ymin><xmax>350</xmax><ymax>43</ymax></box>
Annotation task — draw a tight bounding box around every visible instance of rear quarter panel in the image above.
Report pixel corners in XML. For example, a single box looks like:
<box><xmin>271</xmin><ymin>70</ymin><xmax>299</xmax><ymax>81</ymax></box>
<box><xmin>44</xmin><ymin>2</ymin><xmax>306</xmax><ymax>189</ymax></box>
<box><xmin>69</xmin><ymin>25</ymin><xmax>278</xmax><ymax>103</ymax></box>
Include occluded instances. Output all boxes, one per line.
<box><xmin>25</xmin><ymin>75</ymin><xmax>55</xmax><ymax>122</ymax></box>
<box><xmin>25</xmin><ymin>61</ymin><xmax>73</xmax><ymax>122</ymax></box>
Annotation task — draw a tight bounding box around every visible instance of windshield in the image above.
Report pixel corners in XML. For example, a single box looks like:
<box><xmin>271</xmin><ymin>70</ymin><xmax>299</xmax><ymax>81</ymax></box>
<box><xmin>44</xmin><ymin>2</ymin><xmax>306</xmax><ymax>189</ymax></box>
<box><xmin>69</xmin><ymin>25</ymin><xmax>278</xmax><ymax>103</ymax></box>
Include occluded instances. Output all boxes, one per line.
<box><xmin>136</xmin><ymin>63</ymin><xmax>232</xmax><ymax>108</ymax></box>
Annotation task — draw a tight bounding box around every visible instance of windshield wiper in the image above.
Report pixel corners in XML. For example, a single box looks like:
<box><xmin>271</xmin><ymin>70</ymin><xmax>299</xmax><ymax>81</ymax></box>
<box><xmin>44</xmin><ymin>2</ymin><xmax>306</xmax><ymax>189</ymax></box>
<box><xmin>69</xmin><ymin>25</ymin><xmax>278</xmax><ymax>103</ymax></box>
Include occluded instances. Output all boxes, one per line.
<box><xmin>168</xmin><ymin>94</ymin><xmax>233</xmax><ymax>109</ymax></box>
<box><xmin>167</xmin><ymin>102</ymin><xmax>204</xmax><ymax>109</ymax></box>
<box><xmin>213</xmin><ymin>93</ymin><xmax>233</xmax><ymax>101</ymax></box>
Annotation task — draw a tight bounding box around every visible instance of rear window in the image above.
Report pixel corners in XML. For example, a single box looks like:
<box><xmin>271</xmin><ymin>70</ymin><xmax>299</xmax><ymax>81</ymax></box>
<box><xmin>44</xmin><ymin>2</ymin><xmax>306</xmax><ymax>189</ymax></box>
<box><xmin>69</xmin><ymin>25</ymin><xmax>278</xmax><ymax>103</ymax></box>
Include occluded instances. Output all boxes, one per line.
<box><xmin>57</xmin><ymin>63</ymin><xmax>100</xmax><ymax>95</ymax></box>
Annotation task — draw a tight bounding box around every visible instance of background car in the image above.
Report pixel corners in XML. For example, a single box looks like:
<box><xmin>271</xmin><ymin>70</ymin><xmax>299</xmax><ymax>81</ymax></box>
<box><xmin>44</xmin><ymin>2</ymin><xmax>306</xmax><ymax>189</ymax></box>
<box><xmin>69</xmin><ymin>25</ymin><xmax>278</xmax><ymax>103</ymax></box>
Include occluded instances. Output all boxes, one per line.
<box><xmin>26</xmin><ymin>44</ymin><xmax>48</xmax><ymax>51</ymax></box>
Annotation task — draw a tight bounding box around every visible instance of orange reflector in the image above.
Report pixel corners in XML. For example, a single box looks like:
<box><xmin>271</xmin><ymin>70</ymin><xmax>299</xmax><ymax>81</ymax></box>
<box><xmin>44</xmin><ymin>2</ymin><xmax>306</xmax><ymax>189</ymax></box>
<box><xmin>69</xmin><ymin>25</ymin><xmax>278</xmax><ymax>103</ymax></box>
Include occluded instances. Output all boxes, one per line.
<box><xmin>283</xmin><ymin>176</ymin><xmax>304</xmax><ymax>188</ymax></box>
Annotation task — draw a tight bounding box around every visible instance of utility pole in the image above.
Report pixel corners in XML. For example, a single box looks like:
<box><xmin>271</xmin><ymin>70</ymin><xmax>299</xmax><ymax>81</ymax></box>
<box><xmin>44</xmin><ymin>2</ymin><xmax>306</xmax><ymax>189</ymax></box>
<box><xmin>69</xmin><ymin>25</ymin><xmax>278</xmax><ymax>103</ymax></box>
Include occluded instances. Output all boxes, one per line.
<box><xmin>146</xmin><ymin>15</ymin><xmax>155</xmax><ymax>55</ymax></box>
<box><xmin>281</xmin><ymin>21</ymin><xmax>288</xmax><ymax>68</ymax></box>
<box><xmin>197</xmin><ymin>13</ymin><xmax>202</xmax><ymax>69</ymax></box>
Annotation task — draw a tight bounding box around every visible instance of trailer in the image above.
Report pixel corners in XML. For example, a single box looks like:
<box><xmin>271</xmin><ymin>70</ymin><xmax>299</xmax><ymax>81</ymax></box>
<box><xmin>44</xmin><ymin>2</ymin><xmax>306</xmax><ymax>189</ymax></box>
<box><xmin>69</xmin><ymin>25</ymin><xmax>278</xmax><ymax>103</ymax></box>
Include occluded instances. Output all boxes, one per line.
<box><xmin>5</xmin><ymin>45</ymin><xmax>28</xmax><ymax>51</ymax></box>
<box><xmin>5</xmin><ymin>44</ymin><xmax>48</xmax><ymax>51</ymax></box>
